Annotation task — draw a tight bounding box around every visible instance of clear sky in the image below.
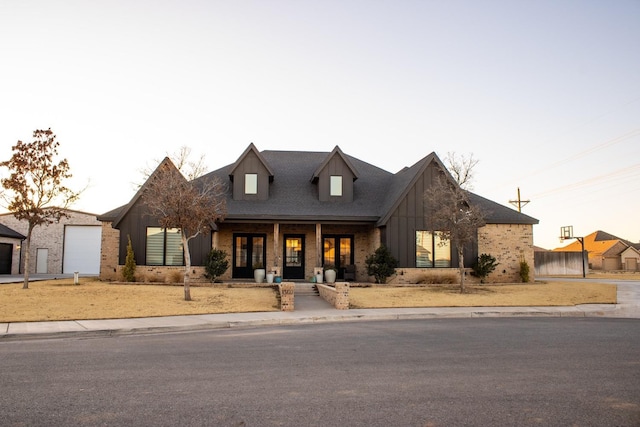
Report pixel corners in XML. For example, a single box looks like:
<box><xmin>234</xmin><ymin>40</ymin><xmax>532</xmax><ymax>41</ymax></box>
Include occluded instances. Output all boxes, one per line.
<box><xmin>1</xmin><ymin>0</ymin><xmax>639</xmax><ymax>250</ymax></box>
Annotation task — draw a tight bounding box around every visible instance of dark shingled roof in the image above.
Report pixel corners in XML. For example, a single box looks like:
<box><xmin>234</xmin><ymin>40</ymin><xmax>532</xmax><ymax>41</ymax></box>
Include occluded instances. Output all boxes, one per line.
<box><xmin>99</xmin><ymin>147</ymin><xmax>538</xmax><ymax>227</ymax></box>
<box><xmin>0</xmin><ymin>223</ymin><xmax>26</xmax><ymax>239</ymax></box>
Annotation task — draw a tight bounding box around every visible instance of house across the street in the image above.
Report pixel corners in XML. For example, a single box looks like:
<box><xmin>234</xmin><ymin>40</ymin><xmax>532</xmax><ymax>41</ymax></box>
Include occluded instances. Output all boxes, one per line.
<box><xmin>97</xmin><ymin>144</ymin><xmax>539</xmax><ymax>284</ymax></box>
<box><xmin>555</xmin><ymin>230</ymin><xmax>640</xmax><ymax>271</ymax></box>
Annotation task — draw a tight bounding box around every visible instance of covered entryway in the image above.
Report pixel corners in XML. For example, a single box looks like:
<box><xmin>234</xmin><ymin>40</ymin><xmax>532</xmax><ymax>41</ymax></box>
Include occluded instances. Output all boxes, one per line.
<box><xmin>63</xmin><ymin>225</ymin><xmax>101</xmax><ymax>274</ymax></box>
<box><xmin>0</xmin><ymin>243</ymin><xmax>12</xmax><ymax>274</ymax></box>
<box><xmin>232</xmin><ymin>233</ymin><xmax>266</xmax><ymax>279</ymax></box>
<box><xmin>283</xmin><ymin>235</ymin><xmax>305</xmax><ymax>280</ymax></box>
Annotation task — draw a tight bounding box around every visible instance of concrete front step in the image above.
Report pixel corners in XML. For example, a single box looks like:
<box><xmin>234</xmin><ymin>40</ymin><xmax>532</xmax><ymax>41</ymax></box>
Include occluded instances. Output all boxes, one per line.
<box><xmin>295</xmin><ymin>283</ymin><xmax>319</xmax><ymax>296</ymax></box>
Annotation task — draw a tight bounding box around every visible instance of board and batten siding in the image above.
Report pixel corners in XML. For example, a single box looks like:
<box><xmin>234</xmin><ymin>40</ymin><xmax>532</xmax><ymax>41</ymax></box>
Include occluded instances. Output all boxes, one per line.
<box><xmin>116</xmin><ymin>201</ymin><xmax>211</xmax><ymax>267</ymax></box>
<box><xmin>317</xmin><ymin>155</ymin><xmax>355</xmax><ymax>202</ymax></box>
<box><xmin>382</xmin><ymin>163</ymin><xmax>476</xmax><ymax>269</ymax></box>
<box><xmin>232</xmin><ymin>150</ymin><xmax>271</xmax><ymax>201</ymax></box>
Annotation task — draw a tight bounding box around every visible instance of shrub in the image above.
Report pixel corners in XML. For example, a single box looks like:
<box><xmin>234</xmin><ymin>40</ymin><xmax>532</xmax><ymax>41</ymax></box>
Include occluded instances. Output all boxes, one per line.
<box><xmin>365</xmin><ymin>245</ymin><xmax>399</xmax><ymax>284</ymax></box>
<box><xmin>205</xmin><ymin>248</ymin><xmax>230</xmax><ymax>282</ymax></box>
<box><xmin>122</xmin><ymin>235</ymin><xmax>136</xmax><ymax>282</ymax></box>
<box><xmin>472</xmin><ymin>253</ymin><xmax>499</xmax><ymax>284</ymax></box>
<box><xmin>167</xmin><ymin>270</ymin><xmax>184</xmax><ymax>283</ymax></box>
<box><xmin>519</xmin><ymin>259</ymin><xmax>530</xmax><ymax>283</ymax></box>
<box><xmin>416</xmin><ymin>272</ymin><xmax>458</xmax><ymax>284</ymax></box>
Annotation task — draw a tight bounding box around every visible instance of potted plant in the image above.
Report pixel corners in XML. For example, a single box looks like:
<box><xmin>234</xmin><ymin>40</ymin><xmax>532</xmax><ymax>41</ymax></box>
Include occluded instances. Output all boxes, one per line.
<box><xmin>323</xmin><ymin>264</ymin><xmax>337</xmax><ymax>284</ymax></box>
<box><xmin>253</xmin><ymin>262</ymin><xmax>265</xmax><ymax>283</ymax></box>
<box><xmin>266</xmin><ymin>268</ymin><xmax>275</xmax><ymax>284</ymax></box>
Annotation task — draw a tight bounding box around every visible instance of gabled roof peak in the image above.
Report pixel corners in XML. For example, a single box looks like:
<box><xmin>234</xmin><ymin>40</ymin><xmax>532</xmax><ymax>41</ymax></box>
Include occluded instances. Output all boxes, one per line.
<box><xmin>229</xmin><ymin>143</ymin><xmax>274</xmax><ymax>179</ymax></box>
<box><xmin>112</xmin><ymin>157</ymin><xmax>184</xmax><ymax>228</ymax></box>
<box><xmin>310</xmin><ymin>145</ymin><xmax>360</xmax><ymax>182</ymax></box>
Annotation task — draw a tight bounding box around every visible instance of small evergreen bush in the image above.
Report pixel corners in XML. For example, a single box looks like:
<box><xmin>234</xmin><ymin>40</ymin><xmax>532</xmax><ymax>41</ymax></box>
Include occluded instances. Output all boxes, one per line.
<box><xmin>122</xmin><ymin>235</ymin><xmax>136</xmax><ymax>282</ymax></box>
<box><xmin>365</xmin><ymin>245</ymin><xmax>399</xmax><ymax>284</ymax></box>
<box><xmin>205</xmin><ymin>248</ymin><xmax>230</xmax><ymax>282</ymax></box>
<box><xmin>519</xmin><ymin>259</ymin><xmax>530</xmax><ymax>283</ymax></box>
<box><xmin>472</xmin><ymin>253</ymin><xmax>499</xmax><ymax>283</ymax></box>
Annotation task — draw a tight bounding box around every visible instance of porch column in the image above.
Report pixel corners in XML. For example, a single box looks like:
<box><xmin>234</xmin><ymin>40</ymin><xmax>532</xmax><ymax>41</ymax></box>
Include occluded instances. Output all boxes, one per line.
<box><xmin>273</xmin><ymin>223</ymin><xmax>280</xmax><ymax>274</ymax></box>
<box><xmin>212</xmin><ymin>231</ymin><xmax>219</xmax><ymax>249</ymax></box>
<box><xmin>316</xmin><ymin>223</ymin><xmax>322</xmax><ymax>267</ymax></box>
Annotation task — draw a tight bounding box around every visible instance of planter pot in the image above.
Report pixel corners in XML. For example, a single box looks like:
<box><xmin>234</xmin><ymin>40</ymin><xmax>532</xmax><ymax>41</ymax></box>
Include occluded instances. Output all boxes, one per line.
<box><xmin>254</xmin><ymin>269</ymin><xmax>266</xmax><ymax>283</ymax></box>
<box><xmin>274</xmin><ymin>276</ymin><xmax>282</xmax><ymax>284</ymax></box>
<box><xmin>324</xmin><ymin>269</ymin><xmax>337</xmax><ymax>284</ymax></box>
<box><xmin>315</xmin><ymin>272</ymin><xmax>323</xmax><ymax>284</ymax></box>
<box><xmin>266</xmin><ymin>273</ymin><xmax>274</xmax><ymax>284</ymax></box>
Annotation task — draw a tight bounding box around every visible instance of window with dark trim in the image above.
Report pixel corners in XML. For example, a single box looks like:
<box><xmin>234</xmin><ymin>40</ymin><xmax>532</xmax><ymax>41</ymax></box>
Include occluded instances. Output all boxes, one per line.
<box><xmin>416</xmin><ymin>230</ymin><xmax>451</xmax><ymax>268</ymax></box>
<box><xmin>245</xmin><ymin>173</ymin><xmax>257</xmax><ymax>195</ymax></box>
<box><xmin>330</xmin><ymin>175</ymin><xmax>343</xmax><ymax>196</ymax></box>
<box><xmin>146</xmin><ymin>227</ymin><xmax>183</xmax><ymax>266</ymax></box>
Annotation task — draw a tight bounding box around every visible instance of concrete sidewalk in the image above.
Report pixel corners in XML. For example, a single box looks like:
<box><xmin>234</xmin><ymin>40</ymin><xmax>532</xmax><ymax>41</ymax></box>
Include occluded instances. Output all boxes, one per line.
<box><xmin>1</xmin><ymin>279</ymin><xmax>638</xmax><ymax>340</ymax></box>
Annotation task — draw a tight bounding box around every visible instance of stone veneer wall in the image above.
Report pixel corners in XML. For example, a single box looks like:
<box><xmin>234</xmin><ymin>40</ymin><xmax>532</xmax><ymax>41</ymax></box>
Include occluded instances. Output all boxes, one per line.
<box><xmin>317</xmin><ymin>282</ymin><xmax>349</xmax><ymax>309</ymax></box>
<box><xmin>477</xmin><ymin>224</ymin><xmax>535</xmax><ymax>283</ymax></box>
<box><xmin>1</xmin><ymin>210</ymin><xmax>101</xmax><ymax>275</ymax></box>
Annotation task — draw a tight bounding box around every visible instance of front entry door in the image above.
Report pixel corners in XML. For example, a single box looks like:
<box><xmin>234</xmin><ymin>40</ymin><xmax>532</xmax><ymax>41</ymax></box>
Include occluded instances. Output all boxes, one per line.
<box><xmin>323</xmin><ymin>235</ymin><xmax>354</xmax><ymax>280</ymax></box>
<box><xmin>283</xmin><ymin>235</ymin><xmax>305</xmax><ymax>280</ymax></box>
<box><xmin>232</xmin><ymin>234</ymin><xmax>266</xmax><ymax>279</ymax></box>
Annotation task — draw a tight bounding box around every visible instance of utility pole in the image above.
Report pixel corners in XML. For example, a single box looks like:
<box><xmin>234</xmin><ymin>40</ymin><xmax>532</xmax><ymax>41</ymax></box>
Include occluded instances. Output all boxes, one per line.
<box><xmin>509</xmin><ymin>187</ymin><xmax>530</xmax><ymax>212</ymax></box>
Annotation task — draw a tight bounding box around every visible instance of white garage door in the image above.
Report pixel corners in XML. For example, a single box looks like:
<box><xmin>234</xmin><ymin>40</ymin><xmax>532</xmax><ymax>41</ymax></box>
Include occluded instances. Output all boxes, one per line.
<box><xmin>63</xmin><ymin>225</ymin><xmax>101</xmax><ymax>274</ymax></box>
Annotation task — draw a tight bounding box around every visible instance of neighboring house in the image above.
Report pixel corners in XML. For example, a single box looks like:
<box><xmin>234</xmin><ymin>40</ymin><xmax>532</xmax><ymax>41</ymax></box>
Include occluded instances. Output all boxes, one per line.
<box><xmin>0</xmin><ymin>209</ymin><xmax>103</xmax><ymax>275</ymax></box>
<box><xmin>97</xmin><ymin>144</ymin><xmax>539</xmax><ymax>283</ymax></box>
<box><xmin>554</xmin><ymin>230</ymin><xmax>640</xmax><ymax>271</ymax></box>
<box><xmin>0</xmin><ymin>223</ymin><xmax>26</xmax><ymax>274</ymax></box>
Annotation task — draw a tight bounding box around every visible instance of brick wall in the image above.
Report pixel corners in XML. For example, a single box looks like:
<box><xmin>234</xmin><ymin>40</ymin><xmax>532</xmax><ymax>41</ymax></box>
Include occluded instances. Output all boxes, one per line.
<box><xmin>317</xmin><ymin>282</ymin><xmax>349</xmax><ymax>309</ymax></box>
<box><xmin>478</xmin><ymin>224</ymin><xmax>535</xmax><ymax>283</ymax></box>
<box><xmin>279</xmin><ymin>282</ymin><xmax>295</xmax><ymax>311</ymax></box>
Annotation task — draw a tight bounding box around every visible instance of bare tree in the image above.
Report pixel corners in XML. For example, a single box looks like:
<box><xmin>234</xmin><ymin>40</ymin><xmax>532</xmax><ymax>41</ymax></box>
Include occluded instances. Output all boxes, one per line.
<box><xmin>444</xmin><ymin>152</ymin><xmax>478</xmax><ymax>190</ymax></box>
<box><xmin>424</xmin><ymin>157</ymin><xmax>485</xmax><ymax>293</ymax></box>
<box><xmin>138</xmin><ymin>146</ymin><xmax>207</xmax><ymax>186</ymax></box>
<box><xmin>0</xmin><ymin>129</ymin><xmax>81</xmax><ymax>289</ymax></box>
<box><xmin>142</xmin><ymin>158</ymin><xmax>226</xmax><ymax>301</ymax></box>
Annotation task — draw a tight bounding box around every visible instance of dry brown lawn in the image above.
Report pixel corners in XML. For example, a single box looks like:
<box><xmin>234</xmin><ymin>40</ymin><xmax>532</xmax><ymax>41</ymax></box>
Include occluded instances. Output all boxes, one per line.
<box><xmin>0</xmin><ymin>277</ymin><xmax>618</xmax><ymax>322</ymax></box>
<box><xmin>0</xmin><ymin>278</ymin><xmax>280</xmax><ymax>323</ymax></box>
<box><xmin>349</xmin><ymin>282</ymin><xmax>617</xmax><ymax>309</ymax></box>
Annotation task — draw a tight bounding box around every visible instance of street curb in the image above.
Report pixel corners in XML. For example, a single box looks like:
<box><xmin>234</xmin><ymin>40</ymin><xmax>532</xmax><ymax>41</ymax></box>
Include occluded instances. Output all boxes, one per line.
<box><xmin>1</xmin><ymin>307</ymin><xmax>628</xmax><ymax>341</ymax></box>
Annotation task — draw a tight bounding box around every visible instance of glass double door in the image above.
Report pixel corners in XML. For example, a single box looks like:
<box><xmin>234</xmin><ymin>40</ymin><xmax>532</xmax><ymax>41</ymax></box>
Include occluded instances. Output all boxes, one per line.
<box><xmin>323</xmin><ymin>235</ymin><xmax>353</xmax><ymax>280</ymax></box>
<box><xmin>233</xmin><ymin>234</ymin><xmax>266</xmax><ymax>279</ymax></box>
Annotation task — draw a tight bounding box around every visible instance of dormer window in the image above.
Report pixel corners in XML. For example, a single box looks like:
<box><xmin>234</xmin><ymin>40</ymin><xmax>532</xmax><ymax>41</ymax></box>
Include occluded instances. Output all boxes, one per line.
<box><xmin>330</xmin><ymin>175</ymin><xmax>343</xmax><ymax>197</ymax></box>
<box><xmin>245</xmin><ymin>173</ymin><xmax>258</xmax><ymax>195</ymax></box>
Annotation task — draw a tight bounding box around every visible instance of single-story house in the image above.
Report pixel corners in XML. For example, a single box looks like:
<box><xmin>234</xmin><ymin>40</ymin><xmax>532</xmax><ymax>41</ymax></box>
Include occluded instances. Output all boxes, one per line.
<box><xmin>554</xmin><ymin>230</ymin><xmax>640</xmax><ymax>271</ymax></box>
<box><xmin>97</xmin><ymin>144</ymin><xmax>539</xmax><ymax>283</ymax></box>
<box><xmin>0</xmin><ymin>208</ymin><xmax>103</xmax><ymax>275</ymax></box>
<box><xmin>0</xmin><ymin>223</ymin><xmax>26</xmax><ymax>274</ymax></box>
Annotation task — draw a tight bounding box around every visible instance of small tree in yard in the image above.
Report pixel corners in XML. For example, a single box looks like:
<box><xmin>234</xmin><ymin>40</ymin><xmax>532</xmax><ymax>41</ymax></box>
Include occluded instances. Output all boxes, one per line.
<box><xmin>0</xmin><ymin>129</ymin><xmax>81</xmax><ymax>289</ymax></box>
<box><xmin>122</xmin><ymin>235</ymin><xmax>136</xmax><ymax>282</ymax></box>
<box><xmin>204</xmin><ymin>248</ymin><xmax>229</xmax><ymax>283</ymax></box>
<box><xmin>424</xmin><ymin>156</ymin><xmax>486</xmax><ymax>293</ymax></box>
<box><xmin>472</xmin><ymin>253</ymin><xmax>499</xmax><ymax>284</ymax></box>
<box><xmin>365</xmin><ymin>245</ymin><xmax>399</xmax><ymax>284</ymax></box>
<box><xmin>142</xmin><ymin>158</ymin><xmax>227</xmax><ymax>301</ymax></box>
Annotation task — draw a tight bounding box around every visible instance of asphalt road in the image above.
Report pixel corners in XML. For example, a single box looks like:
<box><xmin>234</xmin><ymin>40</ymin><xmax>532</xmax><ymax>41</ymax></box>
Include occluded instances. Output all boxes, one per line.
<box><xmin>1</xmin><ymin>318</ymin><xmax>639</xmax><ymax>426</ymax></box>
